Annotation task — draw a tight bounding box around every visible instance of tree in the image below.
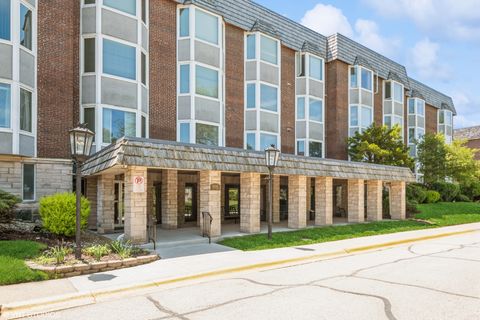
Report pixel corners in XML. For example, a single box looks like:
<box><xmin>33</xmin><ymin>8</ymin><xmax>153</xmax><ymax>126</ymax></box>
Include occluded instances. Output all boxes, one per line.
<box><xmin>445</xmin><ymin>139</ymin><xmax>480</xmax><ymax>185</ymax></box>
<box><xmin>348</xmin><ymin>124</ymin><xmax>414</xmax><ymax>168</ymax></box>
<box><xmin>417</xmin><ymin>133</ymin><xmax>448</xmax><ymax>186</ymax></box>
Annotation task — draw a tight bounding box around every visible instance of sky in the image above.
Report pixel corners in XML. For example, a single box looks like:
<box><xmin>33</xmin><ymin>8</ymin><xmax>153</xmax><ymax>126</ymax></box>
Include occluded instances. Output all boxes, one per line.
<box><xmin>255</xmin><ymin>0</ymin><xmax>480</xmax><ymax>129</ymax></box>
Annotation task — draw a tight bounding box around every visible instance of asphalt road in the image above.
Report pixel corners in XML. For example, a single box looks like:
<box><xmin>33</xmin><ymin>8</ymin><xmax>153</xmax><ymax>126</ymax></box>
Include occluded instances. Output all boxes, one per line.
<box><xmin>20</xmin><ymin>231</ymin><xmax>480</xmax><ymax>320</ymax></box>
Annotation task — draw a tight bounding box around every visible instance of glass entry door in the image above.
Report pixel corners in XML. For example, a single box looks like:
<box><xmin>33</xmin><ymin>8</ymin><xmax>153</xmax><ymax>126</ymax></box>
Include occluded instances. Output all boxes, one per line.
<box><xmin>114</xmin><ymin>180</ymin><xmax>125</xmax><ymax>227</ymax></box>
<box><xmin>184</xmin><ymin>183</ymin><xmax>198</xmax><ymax>222</ymax></box>
<box><xmin>225</xmin><ymin>185</ymin><xmax>240</xmax><ymax>219</ymax></box>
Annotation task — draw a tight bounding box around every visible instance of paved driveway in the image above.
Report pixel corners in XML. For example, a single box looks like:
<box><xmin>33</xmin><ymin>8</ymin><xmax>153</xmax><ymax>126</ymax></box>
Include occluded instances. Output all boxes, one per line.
<box><xmin>16</xmin><ymin>231</ymin><xmax>480</xmax><ymax>320</ymax></box>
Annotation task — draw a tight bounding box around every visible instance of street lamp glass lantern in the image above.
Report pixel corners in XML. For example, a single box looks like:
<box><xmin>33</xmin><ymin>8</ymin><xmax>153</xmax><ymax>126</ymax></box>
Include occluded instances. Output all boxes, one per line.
<box><xmin>69</xmin><ymin>124</ymin><xmax>95</xmax><ymax>160</ymax></box>
<box><xmin>264</xmin><ymin>144</ymin><xmax>280</xmax><ymax>168</ymax></box>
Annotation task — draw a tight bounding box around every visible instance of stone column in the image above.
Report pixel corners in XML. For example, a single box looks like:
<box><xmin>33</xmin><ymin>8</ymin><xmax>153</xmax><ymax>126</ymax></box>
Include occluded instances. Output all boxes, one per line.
<box><xmin>240</xmin><ymin>172</ymin><xmax>261</xmax><ymax>233</ymax></box>
<box><xmin>85</xmin><ymin>177</ymin><xmax>98</xmax><ymax>230</ymax></box>
<box><xmin>306</xmin><ymin>177</ymin><xmax>312</xmax><ymax>222</ymax></box>
<box><xmin>390</xmin><ymin>181</ymin><xmax>406</xmax><ymax>220</ymax></box>
<box><xmin>347</xmin><ymin>179</ymin><xmax>365</xmax><ymax>223</ymax></box>
<box><xmin>161</xmin><ymin>169</ymin><xmax>178</xmax><ymax>229</ymax></box>
<box><xmin>124</xmin><ymin>167</ymin><xmax>148</xmax><ymax>244</ymax></box>
<box><xmin>96</xmin><ymin>173</ymin><xmax>115</xmax><ymax>234</ymax></box>
<box><xmin>367</xmin><ymin>180</ymin><xmax>383</xmax><ymax>221</ymax></box>
<box><xmin>199</xmin><ymin>170</ymin><xmax>221</xmax><ymax>237</ymax></box>
<box><xmin>272</xmin><ymin>175</ymin><xmax>280</xmax><ymax>223</ymax></box>
<box><xmin>288</xmin><ymin>175</ymin><xmax>307</xmax><ymax>229</ymax></box>
<box><xmin>315</xmin><ymin>177</ymin><xmax>333</xmax><ymax>225</ymax></box>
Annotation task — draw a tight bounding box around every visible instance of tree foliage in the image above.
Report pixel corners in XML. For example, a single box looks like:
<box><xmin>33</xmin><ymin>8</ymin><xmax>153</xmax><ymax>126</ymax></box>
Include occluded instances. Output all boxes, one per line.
<box><xmin>348</xmin><ymin>124</ymin><xmax>414</xmax><ymax>168</ymax></box>
<box><xmin>417</xmin><ymin>133</ymin><xmax>449</xmax><ymax>185</ymax></box>
<box><xmin>445</xmin><ymin>139</ymin><xmax>480</xmax><ymax>185</ymax></box>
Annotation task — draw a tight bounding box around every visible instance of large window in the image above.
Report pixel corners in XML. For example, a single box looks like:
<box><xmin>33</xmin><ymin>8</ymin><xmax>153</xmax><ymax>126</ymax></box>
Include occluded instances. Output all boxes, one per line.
<box><xmin>309</xmin><ymin>98</ymin><xmax>322</xmax><ymax>122</ymax></box>
<box><xmin>260</xmin><ymin>84</ymin><xmax>277</xmax><ymax>112</ymax></box>
<box><xmin>179</xmin><ymin>123</ymin><xmax>190</xmax><ymax>143</ymax></box>
<box><xmin>179</xmin><ymin>64</ymin><xmax>190</xmax><ymax>94</ymax></box>
<box><xmin>83</xmin><ymin>107</ymin><xmax>95</xmax><ymax>134</ymax></box>
<box><xmin>260</xmin><ymin>133</ymin><xmax>277</xmax><ymax>149</ymax></box>
<box><xmin>246</xmin><ymin>84</ymin><xmax>255</xmax><ymax>109</ymax></box>
<box><xmin>196</xmin><ymin>123</ymin><xmax>218</xmax><ymax>146</ymax></box>
<box><xmin>246</xmin><ymin>133</ymin><xmax>255</xmax><ymax>150</ymax></box>
<box><xmin>23</xmin><ymin>164</ymin><xmax>35</xmax><ymax>201</ymax></box>
<box><xmin>103</xmin><ymin>39</ymin><xmax>136</xmax><ymax>80</ymax></box>
<box><xmin>438</xmin><ymin>109</ymin><xmax>453</xmax><ymax>144</ymax></box>
<box><xmin>195</xmin><ymin>65</ymin><xmax>218</xmax><ymax>98</ymax></box>
<box><xmin>309</xmin><ymin>141</ymin><xmax>322</xmax><ymax>158</ymax></box>
<box><xmin>195</xmin><ymin>9</ymin><xmax>218</xmax><ymax>45</ymax></box>
<box><xmin>260</xmin><ymin>35</ymin><xmax>278</xmax><ymax>65</ymax></box>
<box><xmin>84</xmin><ymin>38</ymin><xmax>95</xmax><ymax>73</ymax></box>
<box><xmin>0</xmin><ymin>83</ymin><xmax>10</xmax><ymax>128</ymax></box>
<box><xmin>179</xmin><ymin>8</ymin><xmax>189</xmax><ymax>37</ymax></box>
<box><xmin>20</xmin><ymin>4</ymin><xmax>32</xmax><ymax>50</ymax></box>
<box><xmin>309</xmin><ymin>56</ymin><xmax>323</xmax><ymax>81</ymax></box>
<box><xmin>361</xmin><ymin>68</ymin><xmax>372</xmax><ymax>91</ymax></box>
<box><xmin>103</xmin><ymin>0</ymin><xmax>136</xmax><ymax>15</ymax></box>
<box><xmin>246</xmin><ymin>34</ymin><xmax>256</xmax><ymax>60</ymax></box>
<box><xmin>102</xmin><ymin>108</ymin><xmax>136</xmax><ymax>143</ymax></box>
<box><xmin>349</xmin><ymin>65</ymin><xmax>373</xmax><ymax>136</ymax></box>
<box><xmin>350</xmin><ymin>105</ymin><xmax>372</xmax><ymax>135</ymax></box>
<box><xmin>20</xmin><ymin>88</ymin><xmax>32</xmax><ymax>132</ymax></box>
<box><xmin>296</xmin><ymin>97</ymin><xmax>305</xmax><ymax>119</ymax></box>
<box><xmin>0</xmin><ymin>0</ymin><xmax>10</xmax><ymax>40</ymax></box>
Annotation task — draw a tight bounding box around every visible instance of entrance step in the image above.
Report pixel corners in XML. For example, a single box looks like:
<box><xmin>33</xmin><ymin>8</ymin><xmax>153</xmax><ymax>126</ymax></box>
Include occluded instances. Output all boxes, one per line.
<box><xmin>141</xmin><ymin>236</ymin><xmax>211</xmax><ymax>249</ymax></box>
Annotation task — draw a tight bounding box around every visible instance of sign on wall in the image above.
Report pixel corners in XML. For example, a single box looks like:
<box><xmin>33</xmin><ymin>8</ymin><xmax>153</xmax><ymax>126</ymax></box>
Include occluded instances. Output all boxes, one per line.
<box><xmin>133</xmin><ymin>176</ymin><xmax>145</xmax><ymax>193</ymax></box>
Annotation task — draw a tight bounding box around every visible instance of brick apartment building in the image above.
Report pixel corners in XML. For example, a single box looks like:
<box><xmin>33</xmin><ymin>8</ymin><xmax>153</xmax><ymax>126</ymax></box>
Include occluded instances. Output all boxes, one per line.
<box><xmin>454</xmin><ymin>126</ymin><xmax>480</xmax><ymax>160</ymax></box>
<box><xmin>0</xmin><ymin>0</ymin><xmax>456</xmax><ymax>243</ymax></box>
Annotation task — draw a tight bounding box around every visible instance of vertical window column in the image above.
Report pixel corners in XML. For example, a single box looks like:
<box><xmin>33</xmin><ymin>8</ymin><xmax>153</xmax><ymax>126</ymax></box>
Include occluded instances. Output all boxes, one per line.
<box><xmin>349</xmin><ymin>66</ymin><xmax>374</xmax><ymax>136</ymax></box>
<box><xmin>438</xmin><ymin>109</ymin><xmax>453</xmax><ymax>144</ymax></box>
<box><xmin>407</xmin><ymin>98</ymin><xmax>425</xmax><ymax>181</ymax></box>
<box><xmin>383</xmin><ymin>80</ymin><xmax>405</xmax><ymax>137</ymax></box>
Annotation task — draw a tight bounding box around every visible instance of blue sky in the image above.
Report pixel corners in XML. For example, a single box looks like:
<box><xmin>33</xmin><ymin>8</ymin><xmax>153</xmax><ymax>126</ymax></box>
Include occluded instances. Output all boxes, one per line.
<box><xmin>255</xmin><ymin>0</ymin><xmax>480</xmax><ymax>129</ymax></box>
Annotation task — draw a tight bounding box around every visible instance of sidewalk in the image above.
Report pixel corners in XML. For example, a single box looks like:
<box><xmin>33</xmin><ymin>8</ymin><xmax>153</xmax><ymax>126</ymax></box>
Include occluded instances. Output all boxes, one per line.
<box><xmin>1</xmin><ymin>223</ymin><xmax>479</xmax><ymax>317</ymax></box>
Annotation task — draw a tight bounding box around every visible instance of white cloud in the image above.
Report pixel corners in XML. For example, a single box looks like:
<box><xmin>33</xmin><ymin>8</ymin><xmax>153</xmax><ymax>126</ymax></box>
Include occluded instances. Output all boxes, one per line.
<box><xmin>408</xmin><ymin>38</ymin><xmax>451</xmax><ymax>81</ymax></box>
<box><xmin>449</xmin><ymin>91</ymin><xmax>480</xmax><ymax>129</ymax></box>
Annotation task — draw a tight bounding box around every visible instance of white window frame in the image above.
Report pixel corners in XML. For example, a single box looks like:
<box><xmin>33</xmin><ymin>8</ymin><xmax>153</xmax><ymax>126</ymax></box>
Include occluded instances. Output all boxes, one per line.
<box><xmin>348</xmin><ymin>65</ymin><xmax>374</xmax><ymax>137</ymax></box>
<box><xmin>438</xmin><ymin>109</ymin><xmax>453</xmax><ymax>144</ymax></box>
<box><xmin>383</xmin><ymin>80</ymin><xmax>404</xmax><ymax>139</ymax></box>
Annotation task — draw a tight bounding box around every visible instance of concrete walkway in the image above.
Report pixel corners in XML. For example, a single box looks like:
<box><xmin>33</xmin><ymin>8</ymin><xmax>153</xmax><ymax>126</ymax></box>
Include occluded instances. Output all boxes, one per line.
<box><xmin>1</xmin><ymin>223</ymin><xmax>479</xmax><ymax>318</ymax></box>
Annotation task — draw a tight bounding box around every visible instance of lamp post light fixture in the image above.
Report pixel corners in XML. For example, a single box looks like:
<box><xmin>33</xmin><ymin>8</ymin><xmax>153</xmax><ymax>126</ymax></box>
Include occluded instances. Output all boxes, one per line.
<box><xmin>264</xmin><ymin>144</ymin><xmax>280</xmax><ymax>240</ymax></box>
<box><xmin>69</xmin><ymin>124</ymin><xmax>95</xmax><ymax>259</ymax></box>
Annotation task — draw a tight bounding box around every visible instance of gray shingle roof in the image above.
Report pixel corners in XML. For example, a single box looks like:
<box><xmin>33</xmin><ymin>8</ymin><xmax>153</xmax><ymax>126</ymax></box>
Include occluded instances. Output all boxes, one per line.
<box><xmin>409</xmin><ymin>78</ymin><xmax>456</xmax><ymax>114</ymax></box>
<box><xmin>454</xmin><ymin>126</ymin><xmax>480</xmax><ymax>140</ymax></box>
<box><xmin>82</xmin><ymin>137</ymin><xmax>415</xmax><ymax>182</ymax></box>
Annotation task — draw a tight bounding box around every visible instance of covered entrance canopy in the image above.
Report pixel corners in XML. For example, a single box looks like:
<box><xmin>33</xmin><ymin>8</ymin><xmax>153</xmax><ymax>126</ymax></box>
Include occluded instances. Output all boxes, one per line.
<box><xmin>82</xmin><ymin>137</ymin><xmax>415</xmax><ymax>243</ymax></box>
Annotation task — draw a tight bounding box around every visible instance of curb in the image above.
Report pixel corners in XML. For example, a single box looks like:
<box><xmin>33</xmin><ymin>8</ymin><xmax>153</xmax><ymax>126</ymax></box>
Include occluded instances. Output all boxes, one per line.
<box><xmin>1</xmin><ymin>228</ymin><xmax>477</xmax><ymax>319</ymax></box>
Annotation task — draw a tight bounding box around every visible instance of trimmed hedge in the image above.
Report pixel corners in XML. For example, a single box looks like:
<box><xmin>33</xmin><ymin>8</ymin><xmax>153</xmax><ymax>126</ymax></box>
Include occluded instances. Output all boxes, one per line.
<box><xmin>425</xmin><ymin>190</ymin><xmax>441</xmax><ymax>204</ymax></box>
<box><xmin>431</xmin><ymin>182</ymin><xmax>460</xmax><ymax>202</ymax></box>
<box><xmin>407</xmin><ymin>183</ymin><xmax>427</xmax><ymax>204</ymax></box>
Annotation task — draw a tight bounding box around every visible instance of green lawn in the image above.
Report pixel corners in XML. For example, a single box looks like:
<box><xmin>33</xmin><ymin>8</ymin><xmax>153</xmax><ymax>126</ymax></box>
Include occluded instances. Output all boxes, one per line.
<box><xmin>219</xmin><ymin>202</ymin><xmax>480</xmax><ymax>251</ymax></box>
<box><xmin>0</xmin><ymin>240</ymin><xmax>49</xmax><ymax>286</ymax></box>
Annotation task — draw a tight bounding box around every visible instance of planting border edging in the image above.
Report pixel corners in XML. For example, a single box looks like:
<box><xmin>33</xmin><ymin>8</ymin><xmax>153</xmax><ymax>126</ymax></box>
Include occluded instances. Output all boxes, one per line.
<box><xmin>26</xmin><ymin>254</ymin><xmax>159</xmax><ymax>277</ymax></box>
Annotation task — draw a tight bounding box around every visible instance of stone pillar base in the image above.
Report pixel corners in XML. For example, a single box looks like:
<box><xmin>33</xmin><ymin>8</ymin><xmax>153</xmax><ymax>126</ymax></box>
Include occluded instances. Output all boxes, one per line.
<box><xmin>390</xmin><ymin>181</ymin><xmax>406</xmax><ymax>220</ymax></box>
<box><xmin>161</xmin><ymin>169</ymin><xmax>178</xmax><ymax>229</ymax></box>
<box><xmin>315</xmin><ymin>177</ymin><xmax>333</xmax><ymax>225</ymax></box>
<box><xmin>288</xmin><ymin>175</ymin><xmax>307</xmax><ymax>229</ymax></box>
<box><xmin>348</xmin><ymin>179</ymin><xmax>365</xmax><ymax>223</ymax></box>
<box><xmin>200</xmin><ymin>171</ymin><xmax>221</xmax><ymax>237</ymax></box>
<box><xmin>97</xmin><ymin>174</ymin><xmax>115</xmax><ymax>234</ymax></box>
<box><xmin>240</xmin><ymin>172</ymin><xmax>261</xmax><ymax>233</ymax></box>
<box><xmin>124</xmin><ymin>167</ymin><xmax>148</xmax><ymax>244</ymax></box>
<box><xmin>367</xmin><ymin>180</ymin><xmax>383</xmax><ymax>221</ymax></box>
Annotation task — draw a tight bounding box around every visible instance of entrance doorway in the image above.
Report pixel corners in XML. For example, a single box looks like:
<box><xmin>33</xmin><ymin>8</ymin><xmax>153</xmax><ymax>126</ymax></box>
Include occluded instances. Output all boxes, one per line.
<box><xmin>184</xmin><ymin>183</ymin><xmax>198</xmax><ymax>222</ymax></box>
<box><xmin>153</xmin><ymin>183</ymin><xmax>162</xmax><ymax>224</ymax></box>
<box><xmin>114</xmin><ymin>180</ymin><xmax>125</xmax><ymax>227</ymax></box>
<box><xmin>280</xmin><ymin>185</ymin><xmax>288</xmax><ymax>221</ymax></box>
<box><xmin>224</xmin><ymin>185</ymin><xmax>240</xmax><ymax>222</ymax></box>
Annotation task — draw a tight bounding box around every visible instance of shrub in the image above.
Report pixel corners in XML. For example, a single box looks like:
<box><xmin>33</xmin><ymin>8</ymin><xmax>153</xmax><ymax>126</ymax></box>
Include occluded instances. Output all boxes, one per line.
<box><xmin>430</xmin><ymin>182</ymin><xmax>460</xmax><ymax>202</ymax></box>
<box><xmin>0</xmin><ymin>189</ymin><xmax>21</xmax><ymax>222</ymax></box>
<box><xmin>110</xmin><ymin>240</ymin><xmax>133</xmax><ymax>259</ymax></box>
<box><xmin>460</xmin><ymin>181</ymin><xmax>480</xmax><ymax>201</ymax></box>
<box><xmin>47</xmin><ymin>245</ymin><xmax>72</xmax><ymax>265</ymax></box>
<box><xmin>456</xmin><ymin>194</ymin><xmax>472</xmax><ymax>202</ymax></box>
<box><xmin>84</xmin><ymin>245</ymin><xmax>110</xmax><ymax>261</ymax></box>
<box><xmin>39</xmin><ymin>193</ymin><xmax>90</xmax><ymax>237</ymax></box>
<box><xmin>406</xmin><ymin>199</ymin><xmax>419</xmax><ymax>217</ymax></box>
<box><xmin>407</xmin><ymin>183</ymin><xmax>427</xmax><ymax>204</ymax></box>
<box><xmin>425</xmin><ymin>190</ymin><xmax>441</xmax><ymax>204</ymax></box>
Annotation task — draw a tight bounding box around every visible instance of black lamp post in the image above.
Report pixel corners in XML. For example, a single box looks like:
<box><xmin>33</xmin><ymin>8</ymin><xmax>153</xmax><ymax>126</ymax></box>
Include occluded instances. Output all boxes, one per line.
<box><xmin>69</xmin><ymin>124</ymin><xmax>94</xmax><ymax>259</ymax></box>
<box><xmin>264</xmin><ymin>144</ymin><xmax>280</xmax><ymax>240</ymax></box>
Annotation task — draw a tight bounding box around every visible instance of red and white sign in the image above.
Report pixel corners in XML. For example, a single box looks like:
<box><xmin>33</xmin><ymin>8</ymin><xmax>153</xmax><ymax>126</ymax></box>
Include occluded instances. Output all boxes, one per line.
<box><xmin>133</xmin><ymin>176</ymin><xmax>145</xmax><ymax>193</ymax></box>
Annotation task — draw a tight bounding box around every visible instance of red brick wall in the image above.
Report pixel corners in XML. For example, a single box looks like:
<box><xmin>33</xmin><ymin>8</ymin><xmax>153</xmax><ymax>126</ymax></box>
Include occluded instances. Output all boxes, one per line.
<box><xmin>225</xmin><ymin>24</ymin><xmax>244</xmax><ymax>148</ymax></box>
<box><xmin>425</xmin><ymin>104</ymin><xmax>438</xmax><ymax>134</ymax></box>
<box><xmin>281</xmin><ymin>46</ymin><xmax>295</xmax><ymax>154</ymax></box>
<box><xmin>374</xmin><ymin>77</ymin><xmax>383</xmax><ymax>126</ymax></box>
<box><xmin>149</xmin><ymin>0</ymin><xmax>177</xmax><ymax>141</ymax></box>
<box><xmin>37</xmin><ymin>0</ymin><xmax>79</xmax><ymax>159</ymax></box>
<box><xmin>326</xmin><ymin>60</ymin><xmax>349</xmax><ymax>160</ymax></box>
<box><xmin>466</xmin><ymin>139</ymin><xmax>480</xmax><ymax>160</ymax></box>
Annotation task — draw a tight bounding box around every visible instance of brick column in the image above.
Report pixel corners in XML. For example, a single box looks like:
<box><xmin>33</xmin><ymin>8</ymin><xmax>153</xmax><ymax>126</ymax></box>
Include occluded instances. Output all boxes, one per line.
<box><xmin>161</xmin><ymin>169</ymin><xmax>178</xmax><ymax>229</ymax></box>
<box><xmin>367</xmin><ymin>180</ymin><xmax>383</xmax><ymax>221</ymax></box>
<box><xmin>124</xmin><ymin>167</ymin><xmax>148</xmax><ymax>244</ymax></box>
<box><xmin>348</xmin><ymin>179</ymin><xmax>365</xmax><ymax>223</ymax></box>
<box><xmin>272</xmin><ymin>175</ymin><xmax>280</xmax><ymax>223</ymax></box>
<box><xmin>390</xmin><ymin>181</ymin><xmax>406</xmax><ymax>220</ymax></box>
<box><xmin>315</xmin><ymin>177</ymin><xmax>333</xmax><ymax>225</ymax></box>
<box><xmin>240</xmin><ymin>172</ymin><xmax>261</xmax><ymax>233</ymax></box>
<box><xmin>96</xmin><ymin>174</ymin><xmax>115</xmax><ymax>234</ymax></box>
<box><xmin>288</xmin><ymin>175</ymin><xmax>307</xmax><ymax>229</ymax></box>
<box><xmin>199</xmin><ymin>171</ymin><xmax>221</xmax><ymax>237</ymax></box>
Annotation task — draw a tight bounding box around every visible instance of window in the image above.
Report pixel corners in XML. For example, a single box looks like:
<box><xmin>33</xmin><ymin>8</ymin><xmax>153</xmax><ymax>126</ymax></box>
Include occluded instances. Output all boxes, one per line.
<box><xmin>246</xmin><ymin>34</ymin><xmax>256</xmax><ymax>60</ymax></box>
<box><xmin>417</xmin><ymin>100</ymin><xmax>425</xmax><ymax>116</ymax></box>
<box><xmin>102</xmin><ymin>108</ymin><xmax>136</xmax><ymax>143</ymax></box>
<box><xmin>297</xmin><ymin>140</ymin><xmax>305</xmax><ymax>156</ymax></box>
<box><xmin>309</xmin><ymin>56</ymin><xmax>323</xmax><ymax>81</ymax></box>
<box><xmin>309</xmin><ymin>141</ymin><xmax>322</xmax><ymax>158</ymax></box>
<box><xmin>23</xmin><ymin>164</ymin><xmax>35</xmax><ymax>201</ymax></box>
<box><xmin>361</xmin><ymin>107</ymin><xmax>372</xmax><ymax>128</ymax></box>
<box><xmin>141</xmin><ymin>0</ymin><xmax>146</xmax><ymax>23</ymax></box>
<box><xmin>260</xmin><ymin>84</ymin><xmax>277</xmax><ymax>112</ymax></box>
<box><xmin>296</xmin><ymin>97</ymin><xmax>305</xmax><ymax>119</ymax></box>
<box><xmin>84</xmin><ymin>38</ymin><xmax>95</xmax><ymax>73</ymax></box>
<box><xmin>296</xmin><ymin>54</ymin><xmax>305</xmax><ymax>77</ymax></box>
<box><xmin>260</xmin><ymin>133</ymin><xmax>277</xmax><ymax>150</ymax></box>
<box><xmin>179</xmin><ymin>64</ymin><xmax>190</xmax><ymax>94</ymax></box>
<box><xmin>20</xmin><ymin>4</ymin><xmax>32</xmax><ymax>50</ymax></box>
<box><xmin>0</xmin><ymin>83</ymin><xmax>10</xmax><ymax>128</ymax></box>
<box><xmin>0</xmin><ymin>0</ymin><xmax>10</xmax><ymax>40</ymax></box>
<box><xmin>83</xmin><ymin>108</ymin><xmax>95</xmax><ymax>134</ymax></box>
<box><xmin>196</xmin><ymin>65</ymin><xmax>218</xmax><ymax>98</ymax></box>
<box><xmin>141</xmin><ymin>52</ymin><xmax>146</xmax><ymax>85</ymax></box>
<box><xmin>408</xmin><ymin>98</ymin><xmax>415</xmax><ymax>114</ymax></box>
<box><xmin>179</xmin><ymin>123</ymin><xmax>189</xmax><ymax>143</ymax></box>
<box><xmin>309</xmin><ymin>99</ymin><xmax>322</xmax><ymax>122</ymax></box>
<box><xmin>361</xmin><ymin>68</ymin><xmax>372</xmax><ymax>91</ymax></box>
<box><xmin>179</xmin><ymin>8</ymin><xmax>189</xmax><ymax>37</ymax></box>
<box><xmin>103</xmin><ymin>39</ymin><xmax>136</xmax><ymax>80</ymax></box>
<box><xmin>196</xmin><ymin>123</ymin><xmax>218</xmax><ymax>146</ymax></box>
<box><xmin>246</xmin><ymin>133</ymin><xmax>255</xmax><ymax>150</ymax></box>
<box><xmin>246</xmin><ymin>84</ymin><xmax>255</xmax><ymax>109</ymax></box>
<box><xmin>20</xmin><ymin>88</ymin><xmax>32</xmax><ymax>132</ymax></box>
<box><xmin>84</xmin><ymin>0</ymin><xmax>95</xmax><ymax>5</ymax></box>
<box><xmin>260</xmin><ymin>35</ymin><xmax>277</xmax><ymax>65</ymax></box>
<box><xmin>350</xmin><ymin>105</ymin><xmax>358</xmax><ymax>126</ymax></box>
<box><xmin>350</xmin><ymin>66</ymin><xmax>358</xmax><ymax>88</ymax></box>
<box><xmin>141</xmin><ymin>116</ymin><xmax>146</xmax><ymax>138</ymax></box>
<box><xmin>103</xmin><ymin>0</ymin><xmax>136</xmax><ymax>15</ymax></box>
<box><xmin>195</xmin><ymin>9</ymin><xmax>218</xmax><ymax>45</ymax></box>
<box><xmin>409</xmin><ymin>128</ymin><xmax>415</xmax><ymax>144</ymax></box>
<box><xmin>394</xmin><ymin>82</ymin><xmax>403</xmax><ymax>102</ymax></box>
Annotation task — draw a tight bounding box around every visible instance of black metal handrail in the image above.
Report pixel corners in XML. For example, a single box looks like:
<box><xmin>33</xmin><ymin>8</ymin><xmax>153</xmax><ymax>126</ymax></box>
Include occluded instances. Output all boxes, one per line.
<box><xmin>202</xmin><ymin>211</ymin><xmax>213</xmax><ymax>244</ymax></box>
